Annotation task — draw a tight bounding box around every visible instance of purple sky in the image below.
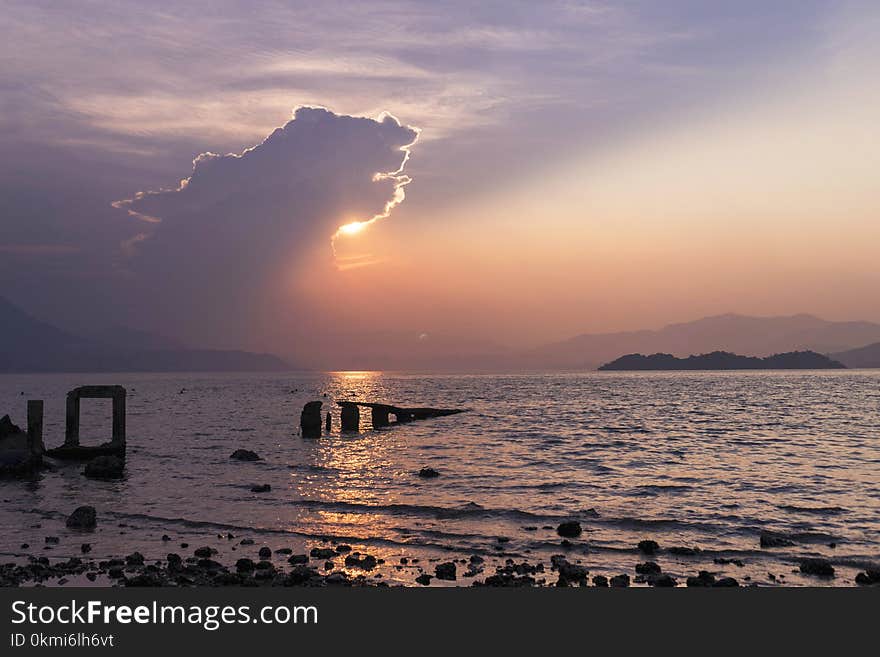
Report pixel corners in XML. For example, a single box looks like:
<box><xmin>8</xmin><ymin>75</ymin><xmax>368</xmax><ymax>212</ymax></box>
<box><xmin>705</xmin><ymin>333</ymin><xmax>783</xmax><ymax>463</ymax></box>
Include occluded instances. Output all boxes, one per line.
<box><xmin>2</xmin><ymin>1</ymin><xmax>877</xmax><ymax>364</ymax></box>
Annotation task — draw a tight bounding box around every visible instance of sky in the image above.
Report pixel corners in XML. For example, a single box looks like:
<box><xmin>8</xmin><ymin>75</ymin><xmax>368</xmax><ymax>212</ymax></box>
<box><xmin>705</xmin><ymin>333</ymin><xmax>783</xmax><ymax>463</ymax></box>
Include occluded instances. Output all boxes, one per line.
<box><xmin>1</xmin><ymin>1</ymin><xmax>878</xmax><ymax>366</ymax></box>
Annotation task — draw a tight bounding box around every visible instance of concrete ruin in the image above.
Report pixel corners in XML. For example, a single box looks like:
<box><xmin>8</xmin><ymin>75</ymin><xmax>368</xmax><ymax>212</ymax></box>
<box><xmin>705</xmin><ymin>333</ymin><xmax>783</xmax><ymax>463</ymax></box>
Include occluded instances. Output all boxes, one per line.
<box><xmin>337</xmin><ymin>401</ymin><xmax>464</xmax><ymax>430</ymax></box>
<box><xmin>46</xmin><ymin>385</ymin><xmax>127</xmax><ymax>459</ymax></box>
<box><xmin>300</xmin><ymin>399</ymin><xmax>463</xmax><ymax>437</ymax></box>
<box><xmin>339</xmin><ymin>402</ymin><xmax>361</xmax><ymax>432</ymax></box>
<box><xmin>0</xmin><ymin>400</ymin><xmax>45</xmax><ymax>474</ymax></box>
<box><xmin>300</xmin><ymin>401</ymin><xmax>323</xmax><ymax>439</ymax></box>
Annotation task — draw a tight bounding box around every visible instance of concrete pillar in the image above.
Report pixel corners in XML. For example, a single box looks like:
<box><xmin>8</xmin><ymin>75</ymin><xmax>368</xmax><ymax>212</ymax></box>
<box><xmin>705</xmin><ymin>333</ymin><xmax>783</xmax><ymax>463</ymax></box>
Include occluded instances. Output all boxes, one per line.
<box><xmin>27</xmin><ymin>399</ymin><xmax>43</xmax><ymax>456</ymax></box>
<box><xmin>371</xmin><ymin>406</ymin><xmax>390</xmax><ymax>428</ymax></box>
<box><xmin>111</xmin><ymin>388</ymin><xmax>126</xmax><ymax>446</ymax></box>
<box><xmin>65</xmin><ymin>390</ymin><xmax>80</xmax><ymax>446</ymax></box>
<box><xmin>300</xmin><ymin>401</ymin><xmax>323</xmax><ymax>439</ymax></box>
<box><xmin>325</xmin><ymin>412</ymin><xmax>332</xmax><ymax>432</ymax></box>
<box><xmin>340</xmin><ymin>404</ymin><xmax>360</xmax><ymax>432</ymax></box>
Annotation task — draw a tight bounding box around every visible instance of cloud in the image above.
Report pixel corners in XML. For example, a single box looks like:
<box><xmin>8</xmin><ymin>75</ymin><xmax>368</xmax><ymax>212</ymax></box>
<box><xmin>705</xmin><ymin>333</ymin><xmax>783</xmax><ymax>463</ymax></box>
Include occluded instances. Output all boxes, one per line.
<box><xmin>112</xmin><ymin>106</ymin><xmax>418</xmax><ymax>344</ymax></box>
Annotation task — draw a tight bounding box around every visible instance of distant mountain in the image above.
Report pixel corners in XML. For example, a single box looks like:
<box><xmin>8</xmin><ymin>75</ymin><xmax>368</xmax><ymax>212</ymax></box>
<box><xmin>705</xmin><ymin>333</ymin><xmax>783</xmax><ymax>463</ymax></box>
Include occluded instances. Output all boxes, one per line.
<box><xmin>0</xmin><ymin>297</ymin><xmax>291</xmax><ymax>373</ymax></box>
<box><xmin>832</xmin><ymin>342</ymin><xmax>880</xmax><ymax>369</ymax></box>
<box><xmin>598</xmin><ymin>350</ymin><xmax>846</xmax><ymax>371</ymax></box>
<box><xmin>525</xmin><ymin>313</ymin><xmax>880</xmax><ymax>370</ymax></box>
<box><xmin>86</xmin><ymin>325</ymin><xmax>186</xmax><ymax>352</ymax></box>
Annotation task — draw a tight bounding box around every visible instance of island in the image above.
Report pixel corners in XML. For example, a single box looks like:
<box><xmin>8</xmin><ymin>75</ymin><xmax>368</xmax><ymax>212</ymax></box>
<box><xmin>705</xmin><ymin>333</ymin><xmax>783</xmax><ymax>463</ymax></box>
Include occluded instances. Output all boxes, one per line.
<box><xmin>598</xmin><ymin>350</ymin><xmax>846</xmax><ymax>371</ymax></box>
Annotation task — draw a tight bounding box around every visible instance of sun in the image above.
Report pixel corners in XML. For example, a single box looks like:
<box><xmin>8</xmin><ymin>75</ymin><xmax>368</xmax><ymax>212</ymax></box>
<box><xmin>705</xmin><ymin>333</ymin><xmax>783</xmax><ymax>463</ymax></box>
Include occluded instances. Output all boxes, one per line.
<box><xmin>337</xmin><ymin>221</ymin><xmax>368</xmax><ymax>236</ymax></box>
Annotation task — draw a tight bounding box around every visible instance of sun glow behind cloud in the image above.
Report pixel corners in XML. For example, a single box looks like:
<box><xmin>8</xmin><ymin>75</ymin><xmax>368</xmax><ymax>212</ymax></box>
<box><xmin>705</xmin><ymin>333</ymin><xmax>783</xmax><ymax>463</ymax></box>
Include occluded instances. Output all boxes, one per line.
<box><xmin>331</xmin><ymin>113</ymin><xmax>419</xmax><ymax>264</ymax></box>
<box><xmin>337</xmin><ymin>221</ymin><xmax>368</xmax><ymax>236</ymax></box>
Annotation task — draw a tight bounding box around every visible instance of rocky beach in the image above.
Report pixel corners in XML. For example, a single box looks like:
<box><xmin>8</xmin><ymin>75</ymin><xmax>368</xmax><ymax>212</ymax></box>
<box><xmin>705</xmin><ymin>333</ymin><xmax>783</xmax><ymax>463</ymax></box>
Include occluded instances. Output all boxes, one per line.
<box><xmin>2</xmin><ymin>370</ymin><xmax>879</xmax><ymax>588</ymax></box>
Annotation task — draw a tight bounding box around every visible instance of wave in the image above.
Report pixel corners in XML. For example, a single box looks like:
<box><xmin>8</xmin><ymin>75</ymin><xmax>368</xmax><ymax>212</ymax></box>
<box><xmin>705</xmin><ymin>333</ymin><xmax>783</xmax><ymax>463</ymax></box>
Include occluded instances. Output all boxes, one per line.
<box><xmin>777</xmin><ymin>505</ymin><xmax>849</xmax><ymax>516</ymax></box>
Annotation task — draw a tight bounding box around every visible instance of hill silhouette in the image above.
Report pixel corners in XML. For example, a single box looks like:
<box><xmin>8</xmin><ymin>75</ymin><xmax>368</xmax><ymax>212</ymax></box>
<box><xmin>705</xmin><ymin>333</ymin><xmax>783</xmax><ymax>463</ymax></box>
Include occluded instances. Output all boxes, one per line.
<box><xmin>598</xmin><ymin>350</ymin><xmax>846</xmax><ymax>371</ymax></box>
<box><xmin>832</xmin><ymin>342</ymin><xmax>880</xmax><ymax>369</ymax></box>
<box><xmin>0</xmin><ymin>297</ymin><xmax>291</xmax><ymax>373</ymax></box>
<box><xmin>524</xmin><ymin>313</ymin><xmax>880</xmax><ymax>370</ymax></box>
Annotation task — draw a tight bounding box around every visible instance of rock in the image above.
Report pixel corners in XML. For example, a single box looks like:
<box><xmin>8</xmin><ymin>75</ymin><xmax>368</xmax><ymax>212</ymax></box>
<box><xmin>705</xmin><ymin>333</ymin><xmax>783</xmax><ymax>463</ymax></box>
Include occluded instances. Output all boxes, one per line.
<box><xmin>415</xmin><ymin>573</ymin><xmax>432</xmax><ymax>586</ymax></box>
<box><xmin>609</xmin><ymin>574</ymin><xmax>630</xmax><ymax>588</ymax></box>
<box><xmin>592</xmin><ymin>575</ymin><xmax>608</xmax><ymax>587</ymax></box>
<box><xmin>230</xmin><ymin>449</ymin><xmax>261</xmax><ymax>461</ymax></box>
<box><xmin>713</xmin><ymin>557</ymin><xmax>745</xmax><ymax>567</ymax></box>
<box><xmin>80</xmin><ymin>543</ymin><xmax>91</xmax><ymax>554</ymax></box>
<box><xmin>855</xmin><ymin>569</ymin><xmax>880</xmax><ymax>585</ymax></box>
<box><xmin>83</xmin><ymin>455</ymin><xmax>125</xmax><ymax>480</ymax></box>
<box><xmin>686</xmin><ymin>571</ymin><xmax>716</xmax><ymax>587</ymax></box>
<box><xmin>258</xmin><ymin>547</ymin><xmax>272</xmax><ymax>559</ymax></box>
<box><xmin>760</xmin><ymin>531</ymin><xmax>795</xmax><ymax>548</ymax></box>
<box><xmin>713</xmin><ymin>577</ymin><xmax>740</xmax><ymax>587</ymax></box>
<box><xmin>556</xmin><ymin>561</ymin><xmax>589</xmax><ymax>586</ymax></box>
<box><xmin>635</xmin><ymin>561</ymin><xmax>661</xmax><ymax>575</ymax></box>
<box><xmin>345</xmin><ymin>553</ymin><xmax>378</xmax><ymax>570</ymax></box>
<box><xmin>0</xmin><ymin>414</ymin><xmax>22</xmax><ymax>438</ymax></box>
<box><xmin>326</xmin><ymin>572</ymin><xmax>349</xmax><ymax>585</ymax></box>
<box><xmin>274</xmin><ymin>547</ymin><xmax>293</xmax><ymax>555</ymax></box>
<box><xmin>239</xmin><ymin>538</ymin><xmax>254</xmax><ymax>545</ymax></box>
<box><xmin>125</xmin><ymin>552</ymin><xmax>145</xmax><ymax>566</ymax></box>
<box><xmin>310</xmin><ymin>547</ymin><xmax>337</xmax><ymax>560</ymax></box>
<box><xmin>250</xmin><ymin>484</ymin><xmax>271</xmax><ymax>493</ymax></box>
<box><xmin>799</xmin><ymin>558</ymin><xmax>835</xmax><ymax>577</ymax></box>
<box><xmin>335</xmin><ymin>544</ymin><xmax>352</xmax><ymax>553</ymax></box>
<box><xmin>194</xmin><ymin>546</ymin><xmax>216</xmax><ymax>558</ymax></box>
<box><xmin>418</xmin><ymin>468</ymin><xmax>440</xmax><ymax>478</ymax></box>
<box><xmin>480</xmin><ymin>572</ymin><xmax>537</xmax><ymax>587</ymax></box>
<box><xmin>288</xmin><ymin>554</ymin><xmax>309</xmax><ymax>565</ymax></box>
<box><xmin>556</xmin><ymin>521</ymin><xmax>582</xmax><ymax>538</ymax></box>
<box><xmin>45</xmin><ymin>536</ymin><xmax>59</xmax><ymax>544</ymax></box>
<box><xmin>668</xmin><ymin>546</ymin><xmax>700</xmax><ymax>556</ymax></box>
<box><xmin>65</xmin><ymin>506</ymin><xmax>97</xmax><ymax>530</ymax></box>
<box><xmin>435</xmin><ymin>562</ymin><xmax>457</xmax><ymax>580</ymax></box>
<box><xmin>286</xmin><ymin>565</ymin><xmax>319</xmax><ymax>585</ymax></box>
<box><xmin>235</xmin><ymin>558</ymin><xmax>255</xmax><ymax>572</ymax></box>
<box><xmin>161</xmin><ymin>534</ymin><xmax>171</xmax><ymax>542</ymax></box>
<box><xmin>651</xmin><ymin>574</ymin><xmax>677</xmax><ymax>587</ymax></box>
<box><xmin>638</xmin><ymin>539</ymin><xmax>659</xmax><ymax>554</ymax></box>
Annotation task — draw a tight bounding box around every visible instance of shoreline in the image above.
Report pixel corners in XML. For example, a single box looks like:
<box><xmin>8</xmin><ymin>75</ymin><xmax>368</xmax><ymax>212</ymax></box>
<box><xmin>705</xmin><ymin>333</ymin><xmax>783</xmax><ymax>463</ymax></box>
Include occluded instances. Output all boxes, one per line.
<box><xmin>2</xmin><ymin>520</ymin><xmax>876</xmax><ymax>588</ymax></box>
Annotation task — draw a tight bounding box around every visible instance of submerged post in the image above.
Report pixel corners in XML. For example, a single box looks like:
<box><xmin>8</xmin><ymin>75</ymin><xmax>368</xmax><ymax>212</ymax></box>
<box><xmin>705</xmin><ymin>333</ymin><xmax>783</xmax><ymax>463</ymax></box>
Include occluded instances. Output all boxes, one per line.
<box><xmin>65</xmin><ymin>390</ymin><xmax>80</xmax><ymax>446</ymax></box>
<box><xmin>325</xmin><ymin>412</ymin><xmax>332</xmax><ymax>433</ymax></box>
<box><xmin>300</xmin><ymin>401</ymin><xmax>323</xmax><ymax>438</ymax></box>
<box><xmin>111</xmin><ymin>387</ymin><xmax>126</xmax><ymax>447</ymax></box>
<box><xmin>371</xmin><ymin>405</ymin><xmax>390</xmax><ymax>428</ymax></box>
<box><xmin>26</xmin><ymin>400</ymin><xmax>43</xmax><ymax>457</ymax></box>
<box><xmin>339</xmin><ymin>403</ymin><xmax>360</xmax><ymax>432</ymax></box>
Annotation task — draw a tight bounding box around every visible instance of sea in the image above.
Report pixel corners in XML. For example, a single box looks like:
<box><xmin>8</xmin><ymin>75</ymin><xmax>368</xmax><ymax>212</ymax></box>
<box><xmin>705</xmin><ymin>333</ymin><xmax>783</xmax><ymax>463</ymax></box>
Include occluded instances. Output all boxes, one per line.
<box><xmin>1</xmin><ymin>370</ymin><xmax>878</xmax><ymax>586</ymax></box>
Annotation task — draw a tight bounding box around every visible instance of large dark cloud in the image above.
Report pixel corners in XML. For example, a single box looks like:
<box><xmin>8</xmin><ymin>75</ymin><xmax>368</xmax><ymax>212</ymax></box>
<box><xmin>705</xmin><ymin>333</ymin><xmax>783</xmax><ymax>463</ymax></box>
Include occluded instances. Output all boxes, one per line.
<box><xmin>112</xmin><ymin>107</ymin><xmax>418</xmax><ymax>346</ymax></box>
